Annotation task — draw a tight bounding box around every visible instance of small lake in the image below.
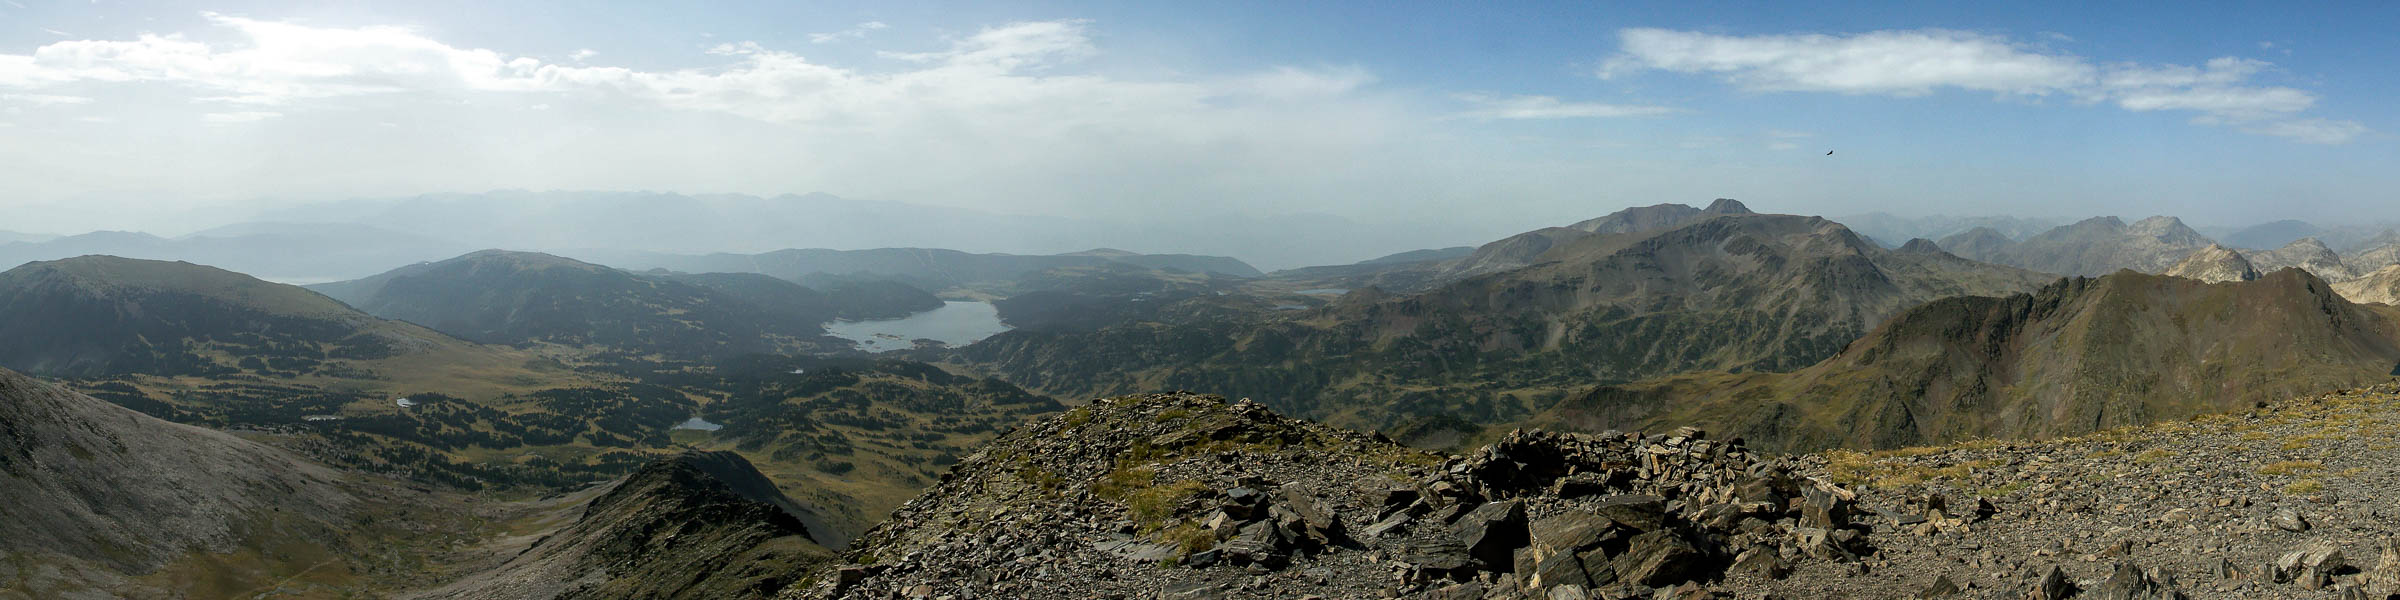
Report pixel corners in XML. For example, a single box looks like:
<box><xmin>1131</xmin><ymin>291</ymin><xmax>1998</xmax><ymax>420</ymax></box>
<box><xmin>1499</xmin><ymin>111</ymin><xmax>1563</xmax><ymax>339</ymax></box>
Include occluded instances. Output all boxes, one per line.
<box><xmin>673</xmin><ymin>416</ymin><xmax>723</xmax><ymax>431</ymax></box>
<box><xmin>826</xmin><ymin>301</ymin><xmax>1013</xmax><ymax>353</ymax></box>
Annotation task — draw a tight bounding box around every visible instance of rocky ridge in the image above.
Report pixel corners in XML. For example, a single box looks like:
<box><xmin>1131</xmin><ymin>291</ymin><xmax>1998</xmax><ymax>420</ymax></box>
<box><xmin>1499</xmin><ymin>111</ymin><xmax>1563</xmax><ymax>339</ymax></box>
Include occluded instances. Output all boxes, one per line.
<box><xmin>410</xmin><ymin>451</ymin><xmax>832</xmax><ymax>600</ymax></box>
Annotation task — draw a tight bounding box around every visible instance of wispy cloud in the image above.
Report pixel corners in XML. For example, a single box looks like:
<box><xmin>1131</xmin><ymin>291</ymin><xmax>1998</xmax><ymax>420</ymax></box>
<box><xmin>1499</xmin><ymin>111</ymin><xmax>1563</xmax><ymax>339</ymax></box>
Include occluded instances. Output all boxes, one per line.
<box><xmin>2239</xmin><ymin>118</ymin><xmax>2368</xmax><ymax>145</ymax></box>
<box><xmin>569</xmin><ymin>48</ymin><xmax>596</xmax><ymax>62</ymax></box>
<box><xmin>1</xmin><ymin>93</ymin><xmax>92</xmax><ymax>106</ymax></box>
<box><xmin>1602</xmin><ymin>28</ymin><xmax>2364</xmax><ymax>143</ymax></box>
<box><xmin>809</xmin><ymin>21</ymin><xmax>888</xmax><ymax>44</ymax></box>
<box><xmin>201</xmin><ymin>111</ymin><xmax>280</xmax><ymax>123</ymax></box>
<box><xmin>1454</xmin><ymin>94</ymin><xmax>1677</xmax><ymax>120</ymax></box>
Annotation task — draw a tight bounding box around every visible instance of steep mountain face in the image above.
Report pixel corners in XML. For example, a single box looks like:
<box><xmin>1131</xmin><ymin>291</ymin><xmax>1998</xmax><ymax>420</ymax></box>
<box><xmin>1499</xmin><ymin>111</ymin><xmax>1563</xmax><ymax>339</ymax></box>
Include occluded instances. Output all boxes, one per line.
<box><xmin>1932</xmin><ymin>227</ymin><xmax>2015</xmax><ymax>263</ymax></box>
<box><xmin>1540</xmin><ymin>269</ymin><xmax>2400</xmax><ymax>452</ymax></box>
<box><xmin>313</xmin><ymin>250</ymin><xmax>838</xmax><ymax>356</ymax></box>
<box><xmin>959</xmin><ymin>211</ymin><xmax>2052</xmax><ymax>430</ymax></box>
<box><xmin>1989</xmin><ymin>216</ymin><xmax>2217</xmax><ymax>276</ymax></box>
<box><xmin>411</xmin><ymin>451</ymin><xmax>831</xmax><ymax>600</ymax></box>
<box><xmin>0</xmin><ymin>255</ymin><xmax>444</xmax><ymax>377</ymax></box>
<box><xmin>2348</xmin><ymin>234</ymin><xmax>2400</xmax><ymax>275</ymax></box>
<box><xmin>2164</xmin><ymin>244</ymin><xmax>2261</xmax><ymax>283</ymax></box>
<box><xmin>2335</xmin><ymin>265</ymin><xmax>2400</xmax><ymax>305</ymax></box>
<box><xmin>0</xmin><ymin>367</ymin><xmax>454</xmax><ymax>598</ymax></box>
<box><xmin>2245</xmin><ymin>237</ymin><xmax>2356</xmax><ymax>281</ymax></box>
<box><xmin>1443</xmin><ymin>199</ymin><xmax>1755</xmax><ymax>281</ymax></box>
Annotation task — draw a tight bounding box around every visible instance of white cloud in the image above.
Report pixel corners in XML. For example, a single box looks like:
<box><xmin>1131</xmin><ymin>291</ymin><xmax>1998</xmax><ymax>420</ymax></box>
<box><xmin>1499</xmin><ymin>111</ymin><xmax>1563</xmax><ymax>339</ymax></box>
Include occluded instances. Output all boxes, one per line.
<box><xmin>1603</xmin><ymin>28</ymin><xmax>2094</xmax><ymax>96</ymax></box>
<box><xmin>809</xmin><ymin>21</ymin><xmax>888</xmax><ymax>44</ymax></box>
<box><xmin>41</xmin><ymin>28</ymin><xmax>68</xmax><ymax>37</ymax></box>
<box><xmin>570</xmin><ymin>48</ymin><xmax>596</xmax><ymax>61</ymax></box>
<box><xmin>1604</xmin><ymin>28</ymin><xmax>2363</xmax><ymax>143</ymax></box>
<box><xmin>1</xmin><ymin>93</ymin><xmax>91</xmax><ymax>105</ymax></box>
<box><xmin>2240</xmin><ymin>118</ymin><xmax>2367</xmax><ymax>144</ymax></box>
<box><xmin>0</xmin><ymin>14</ymin><xmax>1534</xmax><ymax>235</ymax></box>
<box><xmin>201</xmin><ymin>110</ymin><xmax>280</xmax><ymax>123</ymax></box>
<box><xmin>1454</xmin><ymin>94</ymin><xmax>1676</xmax><ymax>119</ymax></box>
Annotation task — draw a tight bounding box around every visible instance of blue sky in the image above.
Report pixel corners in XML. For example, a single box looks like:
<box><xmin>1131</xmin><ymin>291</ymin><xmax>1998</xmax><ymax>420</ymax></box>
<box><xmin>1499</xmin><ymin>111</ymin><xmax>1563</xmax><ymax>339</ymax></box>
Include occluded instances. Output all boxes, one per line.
<box><xmin>0</xmin><ymin>0</ymin><xmax>2393</xmax><ymax>238</ymax></box>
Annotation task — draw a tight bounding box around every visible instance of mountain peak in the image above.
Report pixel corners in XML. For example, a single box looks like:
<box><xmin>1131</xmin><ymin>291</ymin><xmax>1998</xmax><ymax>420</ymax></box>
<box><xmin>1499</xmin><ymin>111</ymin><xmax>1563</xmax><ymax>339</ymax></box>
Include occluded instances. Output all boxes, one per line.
<box><xmin>2281</xmin><ymin>237</ymin><xmax>2335</xmax><ymax>253</ymax></box>
<box><xmin>1897</xmin><ymin>238</ymin><xmax>1946</xmax><ymax>254</ymax></box>
<box><xmin>2165</xmin><ymin>244</ymin><xmax>2260</xmax><ymax>283</ymax></box>
<box><xmin>2127</xmin><ymin>215</ymin><xmax>2207</xmax><ymax>243</ymax></box>
<box><xmin>1704</xmin><ymin>198</ymin><xmax>1752</xmax><ymax>214</ymax></box>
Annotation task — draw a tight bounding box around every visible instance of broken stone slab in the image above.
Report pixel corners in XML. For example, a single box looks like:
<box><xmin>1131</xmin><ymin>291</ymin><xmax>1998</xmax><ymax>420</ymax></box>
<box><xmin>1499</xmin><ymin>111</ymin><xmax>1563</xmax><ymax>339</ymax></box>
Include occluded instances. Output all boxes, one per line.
<box><xmin>1591</xmin><ymin>494</ymin><xmax>1668</xmax><ymax>532</ymax></box>
<box><xmin>1451</xmin><ymin>500</ymin><xmax>1531</xmax><ymax>573</ymax></box>
<box><xmin>1611</xmin><ymin>529</ymin><xmax>1708</xmax><ymax>588</ymax></box>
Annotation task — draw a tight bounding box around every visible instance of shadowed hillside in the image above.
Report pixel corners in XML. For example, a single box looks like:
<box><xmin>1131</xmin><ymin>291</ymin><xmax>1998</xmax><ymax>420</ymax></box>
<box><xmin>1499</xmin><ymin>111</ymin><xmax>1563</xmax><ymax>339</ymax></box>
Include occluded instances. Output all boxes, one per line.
<box><xmin>0</xmin><ymin>255</ymin><xmax>453</xmax><ymax>377</ymax></box>
<box><xmin>1539</xmin><ymin>269</ymin><xmax>2400</xmax><ymax>452</ymax></box>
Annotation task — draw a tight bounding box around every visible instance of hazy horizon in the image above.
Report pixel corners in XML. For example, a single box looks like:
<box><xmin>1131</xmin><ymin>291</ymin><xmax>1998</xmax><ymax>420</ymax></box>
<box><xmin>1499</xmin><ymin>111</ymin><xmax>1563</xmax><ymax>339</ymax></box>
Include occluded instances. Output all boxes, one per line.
<box><xmin>4</xmin><ymin>1</ymin><xmax>2396</xmax><ymax>252</ymax></box>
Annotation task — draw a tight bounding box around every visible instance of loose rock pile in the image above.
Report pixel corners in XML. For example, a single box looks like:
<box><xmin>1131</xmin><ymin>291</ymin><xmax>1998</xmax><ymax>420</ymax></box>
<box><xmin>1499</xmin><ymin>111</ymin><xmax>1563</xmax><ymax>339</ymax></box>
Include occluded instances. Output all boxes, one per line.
<box><xmin>798</xmin><ymin>386</ymin><xmax>2400</xmax><ymax>599</ymax></box>
<box><xmin>792</xmin><ymin>395</ymin><xmax>1915</xmax><ymax>599</ymax></box>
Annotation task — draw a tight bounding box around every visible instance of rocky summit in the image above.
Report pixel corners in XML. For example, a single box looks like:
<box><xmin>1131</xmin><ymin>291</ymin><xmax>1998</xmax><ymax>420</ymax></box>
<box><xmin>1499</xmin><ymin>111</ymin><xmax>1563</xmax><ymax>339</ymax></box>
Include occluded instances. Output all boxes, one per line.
<box><xmin>782</xmin><ymin>387</ymin><xmax>2400</xmax><ymax>599</ymax></box>
<box><xmin>794</xmin><ymin>393</ymin><xmax>1894</xmax><ymax>599</ymax></box>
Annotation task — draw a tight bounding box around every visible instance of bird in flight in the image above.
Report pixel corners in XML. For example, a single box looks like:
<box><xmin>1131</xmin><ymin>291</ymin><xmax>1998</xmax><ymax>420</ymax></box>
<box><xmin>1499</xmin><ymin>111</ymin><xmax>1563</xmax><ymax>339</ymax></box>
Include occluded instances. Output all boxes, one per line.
<box><xmin>1825</xmin><ymin>150</ymin><xmax>1834</xmax><ymax>155</ymax></box>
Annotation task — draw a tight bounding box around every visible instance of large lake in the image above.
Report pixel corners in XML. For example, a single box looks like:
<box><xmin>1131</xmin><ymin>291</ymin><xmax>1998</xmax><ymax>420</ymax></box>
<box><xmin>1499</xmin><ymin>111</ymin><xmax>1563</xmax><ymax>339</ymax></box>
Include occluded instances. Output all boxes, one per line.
<box><xmin>826</xmin><ymin>301</ymin><xmax>1013</xmax><ymax>352</ymax></box>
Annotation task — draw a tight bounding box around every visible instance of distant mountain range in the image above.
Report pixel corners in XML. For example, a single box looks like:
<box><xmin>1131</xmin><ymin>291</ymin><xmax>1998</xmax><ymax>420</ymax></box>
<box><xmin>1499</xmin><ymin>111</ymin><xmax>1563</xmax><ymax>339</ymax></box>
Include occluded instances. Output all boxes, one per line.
<box><xmin>248</xmin><ymin>190</ymin><xmax>1507</xmax><ymax>271</ymax></box>
<box><xmin>0</xmin><ymin>224</ymin><xmax>473</xmax><ymax>284</ymax></box>
<box><xmin>960</xmin><ymin>201</ymin><xmax>2054</xmax><ymax>431</ymax></box>
<box><xmin>1835</xmin><ymin>212</ymin><xmax>2066</xmax><ymax>247</ymax></box>
<box><xmin>592</xmin><ymin>246</ymin><xmax>1262</xmax><ymax>295</ymax></box>
<box><xmin>311</xmin><ymin>250</ymin><xmax>915</xmax><ymax>357</ymax></box>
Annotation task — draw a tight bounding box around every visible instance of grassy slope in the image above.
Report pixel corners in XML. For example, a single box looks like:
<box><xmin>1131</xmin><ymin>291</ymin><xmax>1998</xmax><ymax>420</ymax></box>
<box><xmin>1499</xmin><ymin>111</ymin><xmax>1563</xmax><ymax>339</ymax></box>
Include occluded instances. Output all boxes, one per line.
<box><xmin>1535</xmin><ymin>269</ymin><xmax>2400</xmax><ymax>452</ymax></box>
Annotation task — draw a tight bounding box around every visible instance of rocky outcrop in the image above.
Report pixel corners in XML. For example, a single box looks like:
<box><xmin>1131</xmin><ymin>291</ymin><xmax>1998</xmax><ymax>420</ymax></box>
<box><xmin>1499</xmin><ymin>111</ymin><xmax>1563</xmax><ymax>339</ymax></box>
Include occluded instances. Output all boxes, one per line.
<box><xmin>2335</xmin><ymin>264</ymin><xmax>2400</xmax><ymax>305</ymax></box>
